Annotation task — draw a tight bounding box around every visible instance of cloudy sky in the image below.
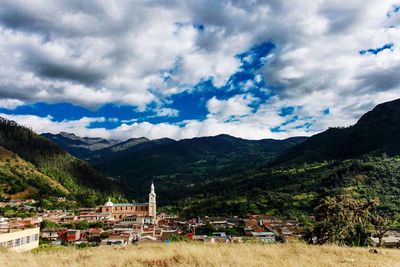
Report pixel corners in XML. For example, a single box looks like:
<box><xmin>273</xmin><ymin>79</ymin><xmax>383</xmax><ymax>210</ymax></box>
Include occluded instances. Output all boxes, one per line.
<box><xmin>0</xmin><ymin>0</ymin><xmax>399</xmax><ymax>140</ymax></box>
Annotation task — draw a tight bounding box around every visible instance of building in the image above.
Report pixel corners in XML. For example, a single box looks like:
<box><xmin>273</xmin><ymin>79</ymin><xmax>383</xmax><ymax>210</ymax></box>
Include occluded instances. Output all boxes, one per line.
<box><xmin>0</xmin><ymin>227</ymin><xmax>40</xmax><ymax>252</ymax></box>
<box><xmin>41</xmin><ymin>228</ymin><xmax>67</xmax><ymax>241</ymax></box>
<box><xmin>97</xmin><ymin>183</ymin><xmax>157</xmax><ymax>221</ymax></box>
<box><xmin>251</xmin><ymin>231</ymin><xmax>276</xmax><ymax>242</ymax></box>
<box><xmin>66</xmin><ymin>229</ymin><xmax>81</xmax><ymax>242</ymax></box>
<box><xmin>78</xmin><ymin>213</ymin><xmax>112</xmax><ymax>222</ymax></box>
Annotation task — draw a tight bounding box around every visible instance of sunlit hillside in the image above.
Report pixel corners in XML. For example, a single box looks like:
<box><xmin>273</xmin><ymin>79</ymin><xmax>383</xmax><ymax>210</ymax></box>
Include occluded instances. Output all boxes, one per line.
<box><xmin>2</xmin><ymin>243</ymin><xmax>400</xmax><ymax>267</ymax></box>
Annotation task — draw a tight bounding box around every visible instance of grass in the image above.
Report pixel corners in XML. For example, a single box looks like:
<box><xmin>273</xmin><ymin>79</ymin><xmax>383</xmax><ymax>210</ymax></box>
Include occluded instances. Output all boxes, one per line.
<box><xmin>1</xmin><ymin>243</ymin><xmax>400</xmax><ymax>267</ymax></box>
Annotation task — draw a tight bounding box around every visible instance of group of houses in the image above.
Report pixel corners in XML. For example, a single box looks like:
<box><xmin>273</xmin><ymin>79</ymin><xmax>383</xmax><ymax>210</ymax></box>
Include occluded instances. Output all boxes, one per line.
<box><xmin>2</xmin><ymin>183</ymin><xmax>399</xmax><ymax>251</ymax></box>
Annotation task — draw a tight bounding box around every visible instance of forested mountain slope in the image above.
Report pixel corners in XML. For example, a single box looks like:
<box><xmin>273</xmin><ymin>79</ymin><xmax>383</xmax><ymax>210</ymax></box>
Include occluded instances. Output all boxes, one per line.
<box><xmin>274</xmin><ymin>98</ymin><xmax>400</xmax><ymax>165</ymax></box>
<box><xmin>0</xmin><ymin>117</ymin><xmax>121</xmax><ymax>206</ymax></box>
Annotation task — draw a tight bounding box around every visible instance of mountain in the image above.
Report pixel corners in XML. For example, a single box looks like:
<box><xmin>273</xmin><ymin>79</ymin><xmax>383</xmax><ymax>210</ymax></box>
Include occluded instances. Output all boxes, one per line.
<box><xmin>37</xmin><ymin>98</ymin><xmax>400</xmax><ymax>217</ymax></box>
<box><xmin>274</xmin><ymin>98</ymin><xmax>400</xmax><ymax>165</ymax></box>
<box><xmin>41</xmin><ymin>132</ymin><xmax>120</xmax><ymax>159</ymax></box>
<box><xmin>0</xmin><ymin>117</ymin><xmax>121</xmax><ymax>206</ymax></box>
<box><xmin>43</xmin><ymin>131</ymin><xmax>307</xmax><ymax>204</ymax></box>
<box><xmin>171</xmin><ymin>99</ymin><xmax>400</xmax><ymax>217</ymax></box>
<box><xmin>93</xmin><ymin>134</ymin><xmax>308</xmax><ymax>202</ymax></box>
<box><xmin>89</xmin><ymin>137</ymin><xmax>176</xmax><ymax>161</ymax></box>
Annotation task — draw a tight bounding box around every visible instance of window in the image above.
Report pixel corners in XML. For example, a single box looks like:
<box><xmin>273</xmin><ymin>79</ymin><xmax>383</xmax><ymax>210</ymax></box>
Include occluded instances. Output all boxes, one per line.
<box><xmin>7</xmin><ymin>240</ymin><xmax>13</xmax><ymax>248</ymax></box>
<box><xmin>26</xmin><ymin>236</ymin><xmax>31</xmax><ymax>243</ymax></box>
<box><xmin>15</xmin><ymin>238</ymin><xmax>21</xmax><ymax>247</ymax></box>
<box><xmin>0</xmin><ymin>242</ymin><xmax>6</xmax><ymax>248</ymax></box>
<box><xmin>34</xmin><ymin>234</ymin><xmax>39</xmax><ymax>241</ymax></box>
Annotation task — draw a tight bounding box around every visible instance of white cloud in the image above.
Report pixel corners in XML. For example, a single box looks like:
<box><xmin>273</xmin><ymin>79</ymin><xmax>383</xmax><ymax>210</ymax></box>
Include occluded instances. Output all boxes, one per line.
<box><xmin>0</xmin><ymin>99</ymin><xmax>24</xmax><ymax>109</ymax></box>
<box><xmin>207</xmin><ymin>94</ymin><xmax>257</xmax><ymax>120</ymax></box>
<box><xmin>0</xmin><ymin>0</ymin><xmax>399</xmax><ymax>139</ymax></box>
<box><xmin>153</xmin><ymin>108</ymin><xmax>180</xmax><ymax>117</ymax></box>
<box><xmin>0</xmin><ymin>112</ymin><xmax>310</xmax><ymax>141</ymax></box>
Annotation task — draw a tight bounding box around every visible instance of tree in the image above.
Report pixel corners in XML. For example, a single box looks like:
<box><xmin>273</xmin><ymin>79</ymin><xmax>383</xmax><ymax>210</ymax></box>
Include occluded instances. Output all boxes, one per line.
<box><xmin>195</xmin><ymin>223</ymin><xmax>216</xmax><ymax>236</ymax></box>
<box><xmin>74</xmin><ymin>221</ymin><xmax>90</xmax><ymax>230</ymax></box>
<box><xmin>371</xmin><ymin>212</ymin><xmax>391</xmax><ymax>247</ymax></box>
<box><xmin>40</xmin><ymin>219</ymin><xmax>59</xmax><ymax>230</ymax></box>
<box><xmin>311</xmin><ymin>195</ymin><xmax>378</xmax><ymax>245</ymax></box>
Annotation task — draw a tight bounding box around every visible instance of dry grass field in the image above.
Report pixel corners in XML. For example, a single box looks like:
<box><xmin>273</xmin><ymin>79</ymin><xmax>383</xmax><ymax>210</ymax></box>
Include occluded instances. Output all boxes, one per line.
<box><xmin>2</xmin><ymin>242</ymin><xmax>400</xmax><ymax>267</ymax></box>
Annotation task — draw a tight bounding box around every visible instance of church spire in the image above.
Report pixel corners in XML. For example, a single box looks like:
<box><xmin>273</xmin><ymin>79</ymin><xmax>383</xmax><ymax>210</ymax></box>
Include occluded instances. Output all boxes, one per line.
<box><xmin>149</xmin><ymin>182</ymin><xmax>156</xmax><ymax>221</ymax></box>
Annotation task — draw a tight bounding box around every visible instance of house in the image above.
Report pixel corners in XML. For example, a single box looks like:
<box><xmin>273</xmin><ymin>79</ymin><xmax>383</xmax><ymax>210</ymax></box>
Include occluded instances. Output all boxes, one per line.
<box><xmin>66</xmin><ymin>229</ymin><xmax>81</xmax><ymax>242</ymax></box>
<box><xmin>57</xmin><ymin>197</ymin><xmax>66</xmax><ymax>202</ymax></box>
<box><xmin>138</xmin><ymin>235</ymin><xmax>159</xmax><ymax>243</ymax></box>
<box><xmin>371</xmin><ymin>230</ymin><xmax>400</xmax><ymax>248</ymax></box>
<box><xmin>156</xmin><ymin>229</ymin><xmax>179</xmax><ymax>241</ymax></box>
<box><xmin>371</xmin><ymin>236</ymin><xmax>400</xmax><ymax>248</ymax></box>
<box><xmin>210</xmin><ymin>232</ymin><xmax>230</xmax><ymax>243</ymax></box>
<box><xmin>157</xmin><ymin>212</ymin><xmax>169</xmax><ymax>220</ymax></box>
<box><xmin>41</xmin><ymin>228</ymin><xmax>67</xmax><ymax>241</ymax></box>
<box><xmin>78</xmin><ymin>208</ymin><xmax>96</xmax><ymax>213</ymax></box>
<box><xmin>0</xmin><ymin>227</ymin><xmax>40</xmax><ymax>252</ymax></box>
<box><xmin>78</xmin><ymin>213</ymin><xmax>111</xmax><ymax>222</ymax></box>
<box><xmin>251</xmin><ymin>232</ymin><xmax>276</xmax><ymax>243</ymax></box>
<box><xmin>106</xmin><ymin>228</ymin><xmax>136</xmax><ymax>245</ymax></box>
<box><xmin>60</xmin><ymin>214</ymin><xmax>78</xmax><ymax>223</ymax></box>
<box><xmin>0</xmin><ymin>216</ymin><xmax>9</xmax><ymax>224</ymax></box>
<box><xmin>244</xmin><ymin>218</ymin><xmax>264</xmax><ymax>233</ymax></box>
<box><xmin>87</xmin><ymin>228</ymin><xmax>104</xmax><ymax>239</ymax></box>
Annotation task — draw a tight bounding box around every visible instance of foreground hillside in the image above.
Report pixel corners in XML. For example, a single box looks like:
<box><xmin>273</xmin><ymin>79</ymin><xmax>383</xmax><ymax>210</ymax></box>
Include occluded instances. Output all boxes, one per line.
<box><xmin>0</xmin><ymin>146</ymin><xmax>70</xmax><ymax>199</ymax></box>
<box><xmin>2</xmin><ymin>243</ymin><xmax>400</xmax><ymax>267</ymax></box>
<box><xmin>0</xmin><ymin>117</ymin><xmax>121</xmax><ymax>206</ymax></box>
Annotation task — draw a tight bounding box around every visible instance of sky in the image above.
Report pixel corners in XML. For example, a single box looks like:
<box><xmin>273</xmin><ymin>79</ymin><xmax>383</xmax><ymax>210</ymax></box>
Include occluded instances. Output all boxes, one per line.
<box><xmin>0</xmin><ymin>0</ymin><xmax>399</xmax><ymax>140</ymax></box>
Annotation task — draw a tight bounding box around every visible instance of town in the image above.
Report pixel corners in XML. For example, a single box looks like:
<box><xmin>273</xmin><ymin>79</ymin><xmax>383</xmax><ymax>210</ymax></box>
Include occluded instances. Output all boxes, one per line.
<box><xmin>2</xmin><ymin>183</ymin><xmax>400</xmax><ymax>252</ymax></box>
<box><xmin>0</xmin><ymin>183</ymin><xmax>308</xmax><ymax>251</ymax></box>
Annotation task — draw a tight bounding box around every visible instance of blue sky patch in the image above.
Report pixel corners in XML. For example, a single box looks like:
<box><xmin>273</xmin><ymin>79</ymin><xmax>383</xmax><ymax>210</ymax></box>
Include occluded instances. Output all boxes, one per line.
<box><xmin>1</xmin><ymin>41</ymin><xmax>278</xmax><ymax>132</ymax></box>
<box><xmin>359</xmin><ymin>43</ymin><xmax>393</xmax><ymax>55</ymax></box>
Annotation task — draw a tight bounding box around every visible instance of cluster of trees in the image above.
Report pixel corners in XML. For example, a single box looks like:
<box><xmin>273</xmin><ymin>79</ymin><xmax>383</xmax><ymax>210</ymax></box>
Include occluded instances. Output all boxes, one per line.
<box><xmin>40</xmin><ymin>219</ymin><xmax>108</xmax><ymax>230</ymax></box>
<box><xmin>305</xmin><ymin>194</ymin><xmax>398</xmax><ymax>246</ymax></box>
<box><xmin>194</xmin><ymin>223</ymin><xmax>244</xmax><ymax>236</ymax></box>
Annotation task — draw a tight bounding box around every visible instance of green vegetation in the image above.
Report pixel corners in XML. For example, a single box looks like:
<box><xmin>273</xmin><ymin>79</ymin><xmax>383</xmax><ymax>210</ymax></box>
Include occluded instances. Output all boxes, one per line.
<box><xmin>304</xmin><ymin>194</ymin><xmax>400</xmax><ymax>246</ymax></box>
<box><xmin>92</xmin><ymin>135</ymin><xmax>306</xmax><ymax>202</ymax></box>
<box><xmin>2</xmin><ymin>98</ymin><xmax>400</xmax><ymax>226</ymax></box>
<box><xmin>0</xmin><ymin>117</ymin><xmax>122</xmax><ymax>206</ymax></box>
<box><xmin>167</xmin><ymin>156</ymin><xmax>400</xmax><ymax>217</ymax></box>
<box><xmin>274</xmin><ymin>98</ymin><xmax>400</xmax><ymax>164</ymax></box>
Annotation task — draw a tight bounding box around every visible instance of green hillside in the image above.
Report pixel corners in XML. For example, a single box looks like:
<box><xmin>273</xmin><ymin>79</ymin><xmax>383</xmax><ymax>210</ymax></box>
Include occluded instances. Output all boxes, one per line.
<box><xmin>274</xmin><ymin>98</ymin><xmax>400</xmax><ymax>165</ymax></box>
<box><xmin>0</xmin><ymin>146</ymin><xmax>69</xmax><ymax>199</ymax></box>
<box><xmin>93</xmin><ymin>134</ymin><xmax>307</xmax><ymax>201</ymax></box>
<box><xmin>170</xmin><ymin>156</ymin><xmax>400</xmax><ymax>217</ymax></box>
<box><xmin>0</xmin><ymin>117</ymin><xmax>121</xmax><ymax>206</ymax></box>
<box><xmin>38</xmin><ymin>98</ymin><xmax>400</xmax><ymax>219</ymax></box>
<box><xmin>169</xmin><ymin>99</ymin><xmax>400</xmax><ymax>217</ymax></box>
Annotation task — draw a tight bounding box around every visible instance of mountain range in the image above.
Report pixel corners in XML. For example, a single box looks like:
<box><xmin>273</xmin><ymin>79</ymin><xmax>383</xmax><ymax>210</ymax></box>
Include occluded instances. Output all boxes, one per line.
<box><xmin>1</xmin><ymin>98</ymin><xmax>400</xmax><ymax>217</ymax></box>
<box><xmin>43</xmin><ymin>131</ymin><xmax>308</xmax><ymax>200</ymax></box>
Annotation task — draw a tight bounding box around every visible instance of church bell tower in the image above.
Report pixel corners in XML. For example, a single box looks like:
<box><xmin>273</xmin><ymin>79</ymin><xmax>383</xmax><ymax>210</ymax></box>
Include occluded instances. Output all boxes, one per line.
<box><xmin>148</xmin><ymin>182</ymin><xmax>156</xmax><ymax>221</ymax></box>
